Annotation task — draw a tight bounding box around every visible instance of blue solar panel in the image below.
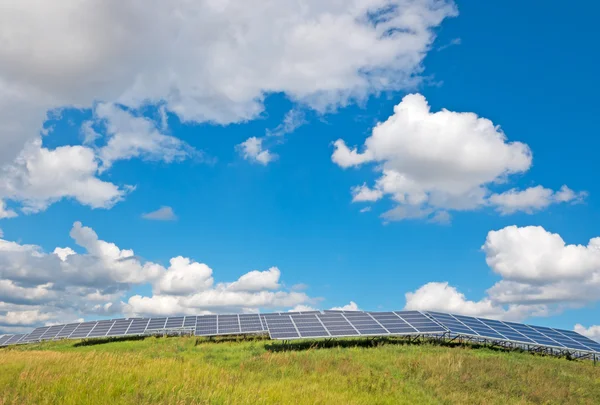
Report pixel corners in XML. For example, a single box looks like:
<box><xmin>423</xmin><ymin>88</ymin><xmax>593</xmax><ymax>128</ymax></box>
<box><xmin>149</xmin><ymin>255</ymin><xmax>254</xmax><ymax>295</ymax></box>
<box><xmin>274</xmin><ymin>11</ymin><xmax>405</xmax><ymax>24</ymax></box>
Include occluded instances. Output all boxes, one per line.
<box><xmin>70</xmin><ymin>322</ymin><xmax>97</xmax><ymax>339</ymax></box>
<box><xmin>424</xmin><ymin>311</ymin><xmax>599</xmax><ymax>353</ymax></box>
<box><xmin>106</xmin><ymin>319</ymin><xmax>133</xmax><ymax>336</ymax></box>
<box><xmin>55</xmin><ymin>323</ymin><xmax>79</xmax><ymax>339</ymax></box>
<box><xmin>126</xmin><ymin>318</ymin><xmax>150</xmax><ymax>335</ymax></box>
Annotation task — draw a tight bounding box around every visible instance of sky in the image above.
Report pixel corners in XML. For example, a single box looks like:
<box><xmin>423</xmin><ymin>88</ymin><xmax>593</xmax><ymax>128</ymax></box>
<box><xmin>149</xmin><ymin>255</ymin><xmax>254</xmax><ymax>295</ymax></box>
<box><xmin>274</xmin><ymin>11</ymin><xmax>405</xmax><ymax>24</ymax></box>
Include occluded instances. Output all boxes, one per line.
<box><xmin>0</xmin><ymin>0</ymin><xmax>599</xmax><ymax>341</ymax></box>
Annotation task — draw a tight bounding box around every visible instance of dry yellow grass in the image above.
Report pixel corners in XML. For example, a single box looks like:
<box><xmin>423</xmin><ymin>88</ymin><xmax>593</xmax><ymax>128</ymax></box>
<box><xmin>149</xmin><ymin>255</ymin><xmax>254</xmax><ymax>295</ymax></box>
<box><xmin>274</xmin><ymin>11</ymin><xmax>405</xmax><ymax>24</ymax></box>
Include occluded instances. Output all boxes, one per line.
<box><xmin>0</xmin><ymin>336</ymin><xmax>599</xmax><ymax>404</ymax></box>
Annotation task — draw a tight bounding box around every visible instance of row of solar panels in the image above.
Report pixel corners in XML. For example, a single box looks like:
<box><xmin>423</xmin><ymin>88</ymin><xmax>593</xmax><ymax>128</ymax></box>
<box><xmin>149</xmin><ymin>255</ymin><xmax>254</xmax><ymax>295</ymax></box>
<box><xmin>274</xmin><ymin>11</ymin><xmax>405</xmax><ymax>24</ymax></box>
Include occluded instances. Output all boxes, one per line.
<box><xmin>1</xmin><ymin>310</ymin><xmax>599</xmax><ymax>355</ymax></box>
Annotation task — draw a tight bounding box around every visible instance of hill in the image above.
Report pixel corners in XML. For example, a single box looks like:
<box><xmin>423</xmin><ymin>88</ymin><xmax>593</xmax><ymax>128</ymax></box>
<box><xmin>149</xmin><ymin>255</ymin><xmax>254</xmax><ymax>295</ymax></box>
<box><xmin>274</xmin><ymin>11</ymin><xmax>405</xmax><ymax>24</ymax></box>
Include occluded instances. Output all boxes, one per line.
<box><xmin>1</xmin><ymin>336</ymin><xmax>599</xmax><ymax>404</ymax></box>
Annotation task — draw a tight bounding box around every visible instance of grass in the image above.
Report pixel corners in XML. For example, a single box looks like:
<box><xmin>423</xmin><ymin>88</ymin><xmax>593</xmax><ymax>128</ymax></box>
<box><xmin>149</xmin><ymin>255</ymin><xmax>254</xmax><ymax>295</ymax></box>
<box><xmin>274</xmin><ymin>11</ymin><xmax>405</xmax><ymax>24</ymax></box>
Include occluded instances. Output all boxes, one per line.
<box><xmin>1</xmin><ymin>335</ymin><xmax>599</xmax><ymax>404</ymax></box>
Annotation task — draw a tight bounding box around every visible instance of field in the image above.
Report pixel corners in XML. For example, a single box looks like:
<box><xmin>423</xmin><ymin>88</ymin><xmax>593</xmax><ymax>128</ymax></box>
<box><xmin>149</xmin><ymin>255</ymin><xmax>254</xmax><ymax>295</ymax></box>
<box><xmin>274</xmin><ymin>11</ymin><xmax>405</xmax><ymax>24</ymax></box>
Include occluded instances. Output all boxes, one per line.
<box><xmin>1</xmin><ymin>336</ymin><xmax>599</xmax><ymax>404</ymax></box>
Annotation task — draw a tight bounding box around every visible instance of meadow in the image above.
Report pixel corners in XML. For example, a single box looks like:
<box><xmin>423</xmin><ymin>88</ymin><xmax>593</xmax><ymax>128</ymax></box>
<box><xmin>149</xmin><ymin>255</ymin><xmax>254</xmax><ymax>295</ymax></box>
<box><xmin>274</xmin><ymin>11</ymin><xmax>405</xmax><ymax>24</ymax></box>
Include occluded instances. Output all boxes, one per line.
<box><xmin>1</xmin><ymin>336</ymin><xmax>599</xmax><ymax>404</ymax></box>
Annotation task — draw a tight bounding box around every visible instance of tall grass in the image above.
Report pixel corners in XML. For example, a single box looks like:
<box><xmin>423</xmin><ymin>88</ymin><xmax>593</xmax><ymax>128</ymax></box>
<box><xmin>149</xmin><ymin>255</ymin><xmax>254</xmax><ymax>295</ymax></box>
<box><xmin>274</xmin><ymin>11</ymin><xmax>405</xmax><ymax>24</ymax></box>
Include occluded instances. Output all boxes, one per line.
<box><xmin>1</xmin><ymin>336</ymin><xmax>599</xmax><ymax>404</ymax></box>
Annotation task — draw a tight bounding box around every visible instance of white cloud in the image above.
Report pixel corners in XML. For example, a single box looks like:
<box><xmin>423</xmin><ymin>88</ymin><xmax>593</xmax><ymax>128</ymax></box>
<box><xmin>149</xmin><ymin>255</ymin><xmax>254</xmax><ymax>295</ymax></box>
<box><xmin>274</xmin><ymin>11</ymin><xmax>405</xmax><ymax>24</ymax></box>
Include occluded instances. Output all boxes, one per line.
<box><xmin>359</xmin><ymin>207</ymin><xmax>372</xmax><ymax>213</ymax></box>
<box><xmin>483</xmin><ymin>225</ymin><xmax>600</xmax><ymax>285</ymax></box>
<box><xmin>0</xmin><ymin>201</ymin><xmax>17</xmax><ymax>219</ymax></box>
<box><xmin>403</xmin><ymin>282</ymin><xmax>539</xmax><ymax>321</ymax></box>
<box><xmin>489</xmin><ymin>185</ymin><xmax>586</xmax><ymax>215</ymax></box>
<box><xmin>142</xmin><ymin>206</ymin><xmax>177</xmax><ymax>221</ymax></box>
<box><xmin>237</xmin><ymin>137</ymin><xmax>277</xmax><ymax>165</ymax></box>
<box><xmin>0</xmin><ymin>222</ymin><xmax>315</xmax><ymax>330</ymax></box>
<box><xmin>92</xmin><ymin>103</ymin><xmax>197</xmax><ymax>171</ymax></box>
<box><xmin>574</xmin><ymin>324</ymin><xmax>600</xmax><ymax>342</ymax></box>
<box><xmin>405</xmin><ymin>225</ymin><xmax>600</xmax><ymax>322</ymax></box>
<box><xmin>352</xmin><ymin>184</ymin><xmax>384</xmax><ymax>202</ymax></box>
<box><xmin>226</xmin><ymin>267</ymin><xmax>281</xmax><ymax>292</ymax></box>
<box><xmin>155</xmin><ymin>257</ymin><xmax>214</xmax><ymax>296</ymax></box>
<box><xmin>267</xmin><ymin>109</ymin><xmax>306</xmax><ymax>137</ymax></box>
<box><xmin>289</xmin><ymin>304</ymin><xmax>317</xmax><ymax>312</ymax></box>
<box><xmin>0</xmin><ymin>139</ymin><xmax>128</xmax><ymax>214</ymax></box>
<box><xmin>331</xmin><ymin>301</ymin><xmax>360</xmax><ymax>311</ymax></box>
<box><xmin>0</xmin><ymin>0</ymin><xmax>457</xmax><ymax>168</ymax></box>
<box><xmin>333</xmin><ymin>94</ymin><xmax>579</xmax><ymax>222</ymax></box>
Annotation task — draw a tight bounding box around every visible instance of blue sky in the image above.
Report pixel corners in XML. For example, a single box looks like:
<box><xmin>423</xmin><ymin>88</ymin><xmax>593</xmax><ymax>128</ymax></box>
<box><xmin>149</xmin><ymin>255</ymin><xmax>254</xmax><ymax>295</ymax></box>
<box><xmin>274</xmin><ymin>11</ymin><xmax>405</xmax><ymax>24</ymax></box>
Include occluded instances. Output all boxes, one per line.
<box><xmin>0</xmin><ymin>1</ymin><xmax>599</xmax><ymax>339</ymax></box>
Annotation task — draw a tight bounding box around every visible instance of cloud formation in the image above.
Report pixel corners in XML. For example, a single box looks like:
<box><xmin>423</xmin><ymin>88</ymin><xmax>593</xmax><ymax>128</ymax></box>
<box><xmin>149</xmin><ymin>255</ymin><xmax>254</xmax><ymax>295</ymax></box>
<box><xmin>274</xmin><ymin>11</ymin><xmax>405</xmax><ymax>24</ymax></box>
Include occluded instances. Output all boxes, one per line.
<box><xmin>333</xmin><ymin>94</ymin><xmax>583</xmax><ymax>222</ymax></box>
<box><xmin>0</xmin><ymin>222</ymin><xmax>314</xmax><ymax>333</ymax></box>
<box><xmin>0</xmin><ymin>0</ymin><xmax>457</xmax><ymax>214</ymax></box>
<box><xmin>142</xmin><ymin>206</ymin><xmax>178</xmax><ymax>221</ymax></box>
<box><xmin>404</xmin><ymin>225</ymin><xmax>600</xmax><ymax>322</ymax></box>
<box><xmin>237</xmin><ymin>137</ymin><xmax>277</xmax><ymax>165</ymax></box>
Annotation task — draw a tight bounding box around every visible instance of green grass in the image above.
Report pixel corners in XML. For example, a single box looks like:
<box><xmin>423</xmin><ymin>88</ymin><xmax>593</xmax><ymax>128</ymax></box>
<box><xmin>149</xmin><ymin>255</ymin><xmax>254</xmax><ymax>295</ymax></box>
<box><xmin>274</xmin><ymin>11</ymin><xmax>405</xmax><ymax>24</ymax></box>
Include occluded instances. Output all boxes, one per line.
<box><xmin>1</xmin><ymin>336</ymin><xmax>599</xmax><ymax>404</ymax></box>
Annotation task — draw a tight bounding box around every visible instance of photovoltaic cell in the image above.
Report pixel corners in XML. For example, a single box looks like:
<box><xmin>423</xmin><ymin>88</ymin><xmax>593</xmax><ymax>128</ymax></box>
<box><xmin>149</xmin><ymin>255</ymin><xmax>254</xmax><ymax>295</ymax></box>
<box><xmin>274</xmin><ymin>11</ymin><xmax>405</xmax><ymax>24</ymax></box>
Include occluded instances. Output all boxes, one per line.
<box><xmin>21</xmin><ymin>326</ymin><xmax>51</xmax><ymax>343</ymax></box>
<box><xmin>107</xmin><ymin>319</ymin><xmax>133</xmax><ymax>337</ymax></box>
<box><xmin>217</xmin><ymin>315</ymin><xmax>240</xmax><ymax>334</ymax></box>
<box><xmin>88</xmin><ymin>320</ymin><xmax>115</xmax><ymax>338</ymax></box>
<box><xmin>195</xmin><ymin>315</ymin><xmax>217</xmax><ymax>336</ymax></box>
<box><xmin>39</xmin><ymin>325</ymin><xmax>67</xmax><ymax>341</ymax></box>
<box><xmin>69</xmin><ymin>322</ymin><xmax>98</xmax><ymax>339</ymax></box>
<box><xmin>183</xmin><ymin>316</ymin><xmax>197</xmax><ymax>328</ymax></box>
<box><xmin>265</xmin><ymin>314</ymin><xmax>299</xmax><ymax>339</ymax></box>
<box><xmin>55</xmin><ymin>323</ymin><xmax>80</xmax><ymax>339</ymax></box>
<box><xmin>126</xmin><ymin>318</ymin><xmax>150</xmax><ymax>335</ymax></box>
<box><xmin>165</xmin><ymin>317</ymin><xmax>184</xmax><ymax>329</ymax></box>
<box><xmin>0</xmin><ymin>335</ymin><xmax>13</xmax><ymax>345</ymax></box>
<box><xmin>146</xmin><ymin>318</ymin><xmax>167</xmax><ymax>330</ymax></box>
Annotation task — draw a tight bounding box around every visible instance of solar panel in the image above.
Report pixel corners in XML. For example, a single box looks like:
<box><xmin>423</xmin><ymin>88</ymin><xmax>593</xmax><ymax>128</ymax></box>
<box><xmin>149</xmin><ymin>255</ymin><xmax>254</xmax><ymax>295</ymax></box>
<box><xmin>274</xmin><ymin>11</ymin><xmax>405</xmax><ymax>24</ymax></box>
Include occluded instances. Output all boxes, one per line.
<box><xmin>318</xmin><ymin>312</ymin><xmax>360</xmax><ymax>336</ymax></box>
<box><xmin>5</xmin><ymin>334</ymin><xmax>27</xmax><ymax>345</ymax></box>
<box><xmin>266</xmin><ymin>311</ymin><xmax>447</xmax><ymax>340</ymax></box>
<box><xmin>40</xmin><ymin>324</ymin><xmax>68</xmax><ymax>341</ymax></box>
<box><xmin>88</xmin><ymin>320</ymin><xmax>115</xmax><ymax>338</ymax></box>
<box><xmin>239</xmin><ymin>314</ymin><xmax>265</xmax><ymax>333</ymax></box>
<box><xmin>106</xmin><ymin>319</ymin><xmax>133</xmax><ymax>337</ymax></box>
<box><xmin>165</xmin><ymin>317</ymin><xmax>184</xmax><ymax>329</ymax></box>
<box><xmin>126</xmin><ymin>318</ymin><xmax>150</xmax><ymax>335</ymax></box>
<box><xmin>55</xmin><ymin>323</ymin><xmax>80</xmax><ymax>339</ymax></box>
<box><xmin>194</xmin><ymin>315</ymin><xmax>217</xmax><ymax>336</ymax></box>
<box><xmin>424</xmin><ymin>311</ymin><xmax>599</xmax><ymax>353</ymax></box>
<box><xmin>69</xmin><ymin>322</ymin><xmax>98</xmax><ymax>339</ymax></box>
<box><xmin>146</xmin><ymin>317</ymin><xmax>167</xmax><ymax>331</ymax></box>
<box><xmin>0</xmin><ymin>334</ymin><xmax>13</xmax><ymax>346</ymax></box>
<box><xmin>183</xmin><ymin>316</ymin><xmax>197</xmax><ymax>328</ymax></box>
<box><xmin>264</xmin><ymin>314</ymin><xmax>299</xmax><ymax>339</ymax></box>
<box><xmin>290</xmin><ymin>313</ymin><xmax>329</xmax><ymax>338</ymax></box>
<box><xmin>5</xmin><ymin>310</ymin><xmax>599</xmax><ymax>358</ymax></box>
<box><xmin>21</xmin><ymin>326</ymin><xmax>51</xmax><ymax>343</ymax></box>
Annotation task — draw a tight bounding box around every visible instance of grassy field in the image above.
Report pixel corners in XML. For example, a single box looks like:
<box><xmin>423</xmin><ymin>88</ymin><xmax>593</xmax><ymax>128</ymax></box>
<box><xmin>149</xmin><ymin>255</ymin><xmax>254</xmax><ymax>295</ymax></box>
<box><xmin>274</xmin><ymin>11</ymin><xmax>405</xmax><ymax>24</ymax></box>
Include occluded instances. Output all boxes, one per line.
<box><xmin>1</xmin><ymin>336</ymin><xmax>599</xmax><ymax>404</ymax></box>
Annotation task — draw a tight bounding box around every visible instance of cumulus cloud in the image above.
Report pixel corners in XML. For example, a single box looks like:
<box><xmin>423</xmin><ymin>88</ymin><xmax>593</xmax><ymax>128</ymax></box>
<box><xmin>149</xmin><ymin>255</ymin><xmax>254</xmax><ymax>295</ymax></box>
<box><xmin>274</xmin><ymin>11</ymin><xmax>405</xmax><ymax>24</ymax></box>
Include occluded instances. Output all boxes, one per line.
<box><xmin>0</xmin><ymin>140</ymin><xmax>129</xmax><ymax>214</ymax></box>
<box><xmin>574</xmin><ymin>324</ymin><xmax>600</xmax><ymax>342</ymax></box>
<box><xmin>0</xmin><ymin>223</ymin><xmax>314</xmax><ymax>332</ymax></box>
<box><xmin>333</xmin><ymin>94</ymin><xmax>582</xmax><ymax>222</ymax></box>
<box><xmin>0</xmin><ymin>201</ymin><xmax>17</xmax><ymax>219</ymax></box>
<box><xmin>0</xmin><ymin>1</ymin><xmax>457</xmax><ymax>214</ymax></box>
<box><xmin>489</xmin><ymin>185</ymin><xmax>586</xmax><ymax>215</ymax></box>
<box><xmin>142</xmin><ymin>206</ymin><xmax>177</xmax><ymax>221</ymax></box>
<box><xmin>91</xmin><ymin>103</ymin><xmax>198</xmax><ymax>171</ymax></box>
<box><xmin>404</xmin><ymin>225</ymin><xmax>600</xmax><ymax>321</ymax></box>
<box><xmin>331</xmin><ymin>301</ymin><xmax>360</xmax><ymax>311</ymax></box>
<box><xmin>237</xmin><ymin>137</ymin><xmax>277</xmax><ymax>165</ymax></box>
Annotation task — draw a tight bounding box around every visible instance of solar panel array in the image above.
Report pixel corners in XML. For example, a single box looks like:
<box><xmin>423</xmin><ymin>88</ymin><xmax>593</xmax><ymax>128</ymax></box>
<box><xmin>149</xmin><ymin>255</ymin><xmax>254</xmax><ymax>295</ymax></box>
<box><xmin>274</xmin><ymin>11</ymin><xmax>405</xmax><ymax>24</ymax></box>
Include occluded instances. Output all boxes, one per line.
<box><xmin>423</xmin><ymin>311</ymin><xmax>600</xmax><ymax>354</ymax></box>
<box><xmin>263</xmin><ymin>311</ymin><xmax>446</xmax><ymax>339</ymax></box>
<box><xmin>1</xmin><ymin>310</ymin><xmax>599</xmax><ymax>357</ymax></box>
